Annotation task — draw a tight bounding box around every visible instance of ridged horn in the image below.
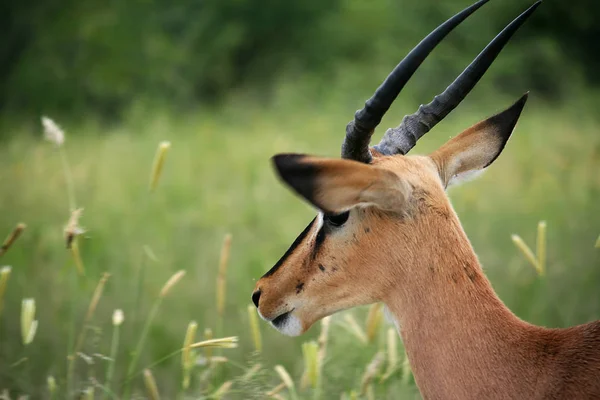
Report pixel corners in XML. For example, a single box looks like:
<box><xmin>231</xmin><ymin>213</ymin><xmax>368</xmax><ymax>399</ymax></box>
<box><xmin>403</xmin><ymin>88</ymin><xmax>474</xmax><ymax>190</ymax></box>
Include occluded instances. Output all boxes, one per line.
<box><xmin>374</xmin><ymin>1</ymin><xmax>541</xmax><ymax>156</ymax></box>
<box><xmin>341</xmin><ymin>0</ymin><xmax>491</xmax><ymax>163</ymax></box>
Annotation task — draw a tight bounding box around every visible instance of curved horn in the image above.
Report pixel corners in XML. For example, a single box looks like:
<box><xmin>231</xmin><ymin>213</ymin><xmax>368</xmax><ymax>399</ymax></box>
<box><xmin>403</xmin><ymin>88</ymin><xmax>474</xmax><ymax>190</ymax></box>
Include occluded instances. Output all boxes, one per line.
<box><xmin>374</xmin><ymin>1</ymin><xmax>541</xmax><ymax>156</ymax></box>
<box><xmin>341</xmin><ymin>0</ymin><xmax>491</xmax><ymax>163</ymax></box>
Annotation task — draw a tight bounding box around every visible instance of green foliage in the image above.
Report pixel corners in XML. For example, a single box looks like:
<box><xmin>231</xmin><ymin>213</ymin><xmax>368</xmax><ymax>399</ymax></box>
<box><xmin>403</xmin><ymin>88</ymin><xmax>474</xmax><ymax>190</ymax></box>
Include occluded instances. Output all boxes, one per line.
<box><xmin>1</xmin><ymin>0</ymin><xmax>598</xmax><ymax>119</ymax></box>
<box><xmin>0</xmin><ymin>86</ymin><xmax>598</xmax><ymax>397</ymax></box>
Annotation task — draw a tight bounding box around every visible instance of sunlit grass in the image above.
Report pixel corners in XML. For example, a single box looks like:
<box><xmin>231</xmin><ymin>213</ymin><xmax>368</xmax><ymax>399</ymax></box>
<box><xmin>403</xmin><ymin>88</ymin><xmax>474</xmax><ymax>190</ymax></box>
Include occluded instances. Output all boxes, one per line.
<box><xmin>0</xmin><ymin>93</ymin><xmax>598</xmax><ymax>398</ymax></box>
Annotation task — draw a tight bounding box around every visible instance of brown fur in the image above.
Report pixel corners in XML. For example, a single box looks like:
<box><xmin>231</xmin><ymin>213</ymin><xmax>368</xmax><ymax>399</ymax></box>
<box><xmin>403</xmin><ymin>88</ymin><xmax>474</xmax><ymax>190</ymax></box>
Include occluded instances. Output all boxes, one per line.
<box><xmin>254</xmin><ymin>100</ymin><xmax>600</xmax><ymax>399</ymax></box>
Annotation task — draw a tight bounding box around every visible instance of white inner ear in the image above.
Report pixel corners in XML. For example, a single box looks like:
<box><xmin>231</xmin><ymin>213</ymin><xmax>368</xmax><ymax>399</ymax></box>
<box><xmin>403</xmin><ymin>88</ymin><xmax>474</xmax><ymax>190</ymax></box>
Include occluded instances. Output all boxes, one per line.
<box><xmin>447</xmin><ymin>168</ymin><xmax>486</xmax><ymax>188</ymax></box>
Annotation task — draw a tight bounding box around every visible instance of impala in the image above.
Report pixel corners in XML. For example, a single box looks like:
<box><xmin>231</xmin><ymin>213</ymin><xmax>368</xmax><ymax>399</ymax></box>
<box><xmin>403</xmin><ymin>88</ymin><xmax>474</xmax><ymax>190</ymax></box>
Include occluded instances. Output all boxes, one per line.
<box><xmin>251</xmin><ymin>0</ymin><xmax>600</xmax><ymax>398</ymax></box>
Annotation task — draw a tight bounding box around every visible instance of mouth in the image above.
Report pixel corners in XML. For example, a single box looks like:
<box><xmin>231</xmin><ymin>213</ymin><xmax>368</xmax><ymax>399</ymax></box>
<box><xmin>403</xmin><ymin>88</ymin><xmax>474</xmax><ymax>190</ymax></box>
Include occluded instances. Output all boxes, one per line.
<box><xmin>271</xmin><ymin>309</ymin><xmax>294</xmax><ymax>327</ymax></box>
<box><xmin>267</xmin><ymin>308</ymin><xmax>303</xmax><ymax>337</ymax></box>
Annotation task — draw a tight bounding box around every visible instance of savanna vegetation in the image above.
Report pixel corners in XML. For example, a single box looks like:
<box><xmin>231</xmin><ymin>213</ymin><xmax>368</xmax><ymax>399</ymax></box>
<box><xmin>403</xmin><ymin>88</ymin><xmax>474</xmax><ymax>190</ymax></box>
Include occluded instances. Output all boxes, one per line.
<box><xmin>0</xmin><ymin>0</ymin><xmax>599</xmax><ymax>398</ymax></box>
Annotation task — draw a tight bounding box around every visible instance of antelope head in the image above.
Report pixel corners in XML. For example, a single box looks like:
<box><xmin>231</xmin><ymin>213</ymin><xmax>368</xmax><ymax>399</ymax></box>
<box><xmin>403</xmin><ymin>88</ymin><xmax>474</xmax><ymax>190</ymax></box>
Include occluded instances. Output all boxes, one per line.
<box><xmin>252</xmin><ymin>0</ymin><xmax>540</xmax><ymax>336</ymax></box>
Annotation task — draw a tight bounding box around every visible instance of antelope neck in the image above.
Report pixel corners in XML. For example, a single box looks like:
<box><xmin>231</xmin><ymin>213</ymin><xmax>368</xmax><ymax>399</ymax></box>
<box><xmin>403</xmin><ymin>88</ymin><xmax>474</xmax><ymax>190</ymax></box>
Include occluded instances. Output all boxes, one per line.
<box><xmin>383</xmin><ymin>211</ymin><xmax>539</xmax><ymax>399</ymax></box>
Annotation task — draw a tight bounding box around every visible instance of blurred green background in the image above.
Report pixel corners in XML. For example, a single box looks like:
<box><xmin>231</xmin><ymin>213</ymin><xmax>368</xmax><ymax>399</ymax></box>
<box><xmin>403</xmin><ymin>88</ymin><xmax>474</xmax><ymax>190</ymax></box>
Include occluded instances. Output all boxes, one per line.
<box><xmin>1</xmin><ymin>0</ymin><xmax>599</xmax><ymax>398</ymax></box>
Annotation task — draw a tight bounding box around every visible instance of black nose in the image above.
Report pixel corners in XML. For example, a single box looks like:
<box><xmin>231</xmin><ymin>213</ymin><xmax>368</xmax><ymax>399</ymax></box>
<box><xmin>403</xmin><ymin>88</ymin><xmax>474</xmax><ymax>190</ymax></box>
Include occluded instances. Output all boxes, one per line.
<box><xmin>252</xmin><ymin>289</ymin><xmax>261</xmax><ymax>308</ymax></box>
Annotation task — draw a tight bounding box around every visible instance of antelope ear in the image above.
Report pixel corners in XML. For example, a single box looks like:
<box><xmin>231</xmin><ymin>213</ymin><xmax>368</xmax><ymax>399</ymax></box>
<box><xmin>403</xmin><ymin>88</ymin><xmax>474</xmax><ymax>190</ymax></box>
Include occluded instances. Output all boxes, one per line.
<box><xmin>430</xmin><ymin>93</ymin><xmax>528</xmax><ymax>188</ymax></box>
<box><xmin>272</xmin><ymin>154</ymin><xmax>411</xmax><ymax>214</ymax></box>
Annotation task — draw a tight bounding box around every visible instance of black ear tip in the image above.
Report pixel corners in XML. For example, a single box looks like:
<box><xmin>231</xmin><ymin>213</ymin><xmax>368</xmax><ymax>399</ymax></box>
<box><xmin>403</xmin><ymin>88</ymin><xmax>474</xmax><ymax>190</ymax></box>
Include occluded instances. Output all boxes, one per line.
<box><xmin>488</xmin><ymin>93</ymin><xmax>529</xmax><ymax>142</ymax></box>
<box><xmin>271</xmin><ymin>153</ymin><xmax>306</xmax><ymax>174</ymax></box>
<box><xmin>271</xmin><ymin>153</ymin><xmax>319</xmax><ymax>207</ymax></box>
<box><xmin>509</xmin><ymin>92</ymin><xmax>529</xmax><ymax>115</ymax></box>
<box><xmin>519</xmin><ymin>91</ymin><xmax>529</xmax><ymax>104</ymax></box>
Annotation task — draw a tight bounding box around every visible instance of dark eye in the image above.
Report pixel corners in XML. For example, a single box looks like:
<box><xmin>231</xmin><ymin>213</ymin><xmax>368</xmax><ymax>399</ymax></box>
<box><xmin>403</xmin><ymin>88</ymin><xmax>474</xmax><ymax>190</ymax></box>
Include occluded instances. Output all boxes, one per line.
<box><xmin>324</xmin><ymin>211</ymin><xmax>350</xmax><ymax>227</ymax></box>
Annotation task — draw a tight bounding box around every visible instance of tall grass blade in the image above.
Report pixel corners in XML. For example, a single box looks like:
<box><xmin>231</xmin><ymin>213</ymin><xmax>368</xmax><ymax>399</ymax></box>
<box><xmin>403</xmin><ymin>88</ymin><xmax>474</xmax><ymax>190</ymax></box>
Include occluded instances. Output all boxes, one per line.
<box><xmin>102</xmin><ymin>309</ymin><xmax>124</xmax><ymax>400</ymax></box>
<box><xmin>216</xmin><ymin>233</ymin><xmax>232</xmax><ymax>333</ymax></box>
<box><xmin>301</xmin><ymin>341</ymin><xmax>319</xmax><ymax>389</ymax></box>
<box><xmin>122</xmin><ymin>270</ymin><xmax>185</xmax><ymax>399</ymax></box>
<box><xmin>536</xmin><ymin>221</ymin><xmax>547</xmax><ymax>276</ymax></box>
<box><xmin>75</xmin><ymin>273</ymin><xmax>110</xmax><ymax>354</ymax></box>
<box><xmin>511</xmin><ymin>234</ymin><xmax>540</xmax><ymax>274</ymax></box>
<box><xmin>247</xmin><ymin>304</ymin><xmax>262</xmax><ymax>353</ymax></box>
<box><xmin>0</xmin><ymin>266</ymin><xmax>12</xmax><ymax>317</ymax></box>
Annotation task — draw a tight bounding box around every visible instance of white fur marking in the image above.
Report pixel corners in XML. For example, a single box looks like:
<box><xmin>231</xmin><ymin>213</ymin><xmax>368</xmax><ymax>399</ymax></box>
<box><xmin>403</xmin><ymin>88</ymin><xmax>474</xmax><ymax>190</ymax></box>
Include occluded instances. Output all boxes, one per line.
<box><xmin>447</xmin><ymin>168</ymin><xmax>486</xmax><ymax>188</ymax></box>
<box><xmin>275</xmin><ymin>313</ymin><xmax>303</xmax><ymax>337</ymax></box>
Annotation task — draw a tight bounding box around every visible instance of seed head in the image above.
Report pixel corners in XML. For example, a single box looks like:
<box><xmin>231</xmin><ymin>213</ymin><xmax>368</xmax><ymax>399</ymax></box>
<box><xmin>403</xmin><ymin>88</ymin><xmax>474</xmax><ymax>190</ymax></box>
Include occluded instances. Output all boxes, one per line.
<box><xmin>149</xmin><ymin>141</ymin><xmax>171</xmax><ymax>192</ymax></box>
<box><xmin>21</xmin><ymin>298</ymin><xmax>38</xmax><ymax>345</ymax></box>
<box><xmin>143</xmin><ymin>369</ymin><xmax>161</xmax><ymax>400</ymax></box>
<box><xmin>182</xmin><ymin>320</ymin><xmax>198</xmax><ymax>383</ymax></box>
<box><xmin>64</xmin><ymin>208</ymin><xmax>85</xmax><ymax>249</ymax></box>
<box><xmin>274</xmin><ymin>365</ymin><xmax>295</xmax><ymax>391</ymax></box>
<box><xmin>0</xmin><ymin>223</ymin><xmax>26</xmax><ymax>257</ymax></box>
<box><xmin>159</xmin><ymin>270</ymin><xmax>186</xmax><ymax>298</ymax></box>
<box><xmin>41</xmin><ymin>116</ymin><xmax>65</xmax><ymax>146</ymax></box>
<box><xmin>112</xmin><ymin>309</ymin><xmax>124</xmax><ymax>326</ymax></box>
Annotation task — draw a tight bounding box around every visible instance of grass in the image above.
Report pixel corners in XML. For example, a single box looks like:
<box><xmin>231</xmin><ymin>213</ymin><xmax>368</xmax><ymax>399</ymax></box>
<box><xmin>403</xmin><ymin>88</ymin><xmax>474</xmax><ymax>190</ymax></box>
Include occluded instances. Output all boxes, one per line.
<box><xmin>0</xmin><ymin>88</ymin><xmax>598</xmax><ymax>398</ymax></box>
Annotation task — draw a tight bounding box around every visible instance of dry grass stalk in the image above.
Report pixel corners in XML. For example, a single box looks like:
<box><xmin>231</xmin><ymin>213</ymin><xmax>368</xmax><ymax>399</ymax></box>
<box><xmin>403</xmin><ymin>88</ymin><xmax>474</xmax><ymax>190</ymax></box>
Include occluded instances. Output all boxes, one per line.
<box><xmin>275</xmin><ymin>364</ymin><xmax>298</xmax><ymax>400</ymax></box>
<box><xmin>365</xmin><ymin>303</ymin><xmax>384</xmax><ymax>343</ymax></box>
<box><xmin>21</xmin><ymin>298</ymin><xmax>38</xmax><ymax>345</ymax></box>
<box><xmin>182</xmin><ymin>321</ymin><xmax>198</xmax><ymax>390</ymax></box>
<box><xmin>241</xmin><ymin>363</ymin><xmax>262</xmax><ymax>381</ymax></box>
<box><xmin>266</xmin><ymin>382</ymin><xmax>286</xmax><ymax>396</ymax></box>
<box><xmin>511</xmin><ymin>234</ymin><xmax>540</xmax><ymax>274</ymax></box>
<box><xmin>536</xmin><ymin>221</ymin><xmax>547</xmax><ymax>276</ymax></box>
<box><xmin>360</xmin><ymin>351</ymin><xmax>384</xmax><ymax>395</ymax></box>
<box><xmin>41</xmin><ymin>116</ymin><xmax>76</xmax><ymax>211</ymax></box>
<box><xmin>212</xmin><ymin>381</ymin><xmax>233</xmax><ymax>399</ymax></box>
<box><xmin>143</xmin><ymin>369</ymin><xmax>161</xmax><ymax>400</ymax></box>
<box><xmin>0</xmin><ymin>223</ymin><xmax>26</xmax><ymax>257</ymax></box>
<box><xmin>64</xmin><ymin>208</ymin><xmax>85</xmax><ymax>249</ymax></box>
<box><xmin>247</xmin><ymin>304</ymin><xmax>262</xmax><ymax>353</ymax></box>
<box><xmin>380</xmin><ymin>328</ymin><xmax>398</xmax><ymax>382</ymax></box>
<box><xmin>149</xmin><ymin>141</ymin><xmax>171</xmax><ymax>192</ymax></box>
<box><xmin>217</xmin><ymin>234</ymin><xmax>232</xmax><ymax>317</ymax></box>
<box><xmin>317</xmin><ymin>316</ymin><xmax>331</xmax><ymax>362</ymax></box>
<box><xmin>75</xmin><ymin>273</ymin><xmax>111</xmax><ymax>352</ymax></box>
<box><xmin>123</xmin><ymin>271</ymin><xmax>187</xmax><ymax>398</ymax></box>
<box><xmin>159</xmin><ymin>270</ymin><xmax>186</xmax><ymax>298</ymax></box>
<box><xmin>0</xmin><ymin>266</ymin><xmax>12</xmax><ymax>316</ymax></box>
<box><xmin>190</xmin><ymin>336</ymin><xmax>238</xmax><ymax>349</ymax></box>
<box><xmin>342</xmin><ymin>314</ymin><xmax>368</xmax><ymax>344</ymax></box>
<box><xmin>275</xmin><ymin>365</ymin><xmax>295</xmax><ymax>390</ymax></box>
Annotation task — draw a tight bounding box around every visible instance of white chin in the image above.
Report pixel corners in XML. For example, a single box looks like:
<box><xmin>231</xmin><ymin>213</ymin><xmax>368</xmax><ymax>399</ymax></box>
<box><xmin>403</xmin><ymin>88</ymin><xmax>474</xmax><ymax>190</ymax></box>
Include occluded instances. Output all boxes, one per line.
<box><xmin>272</xmin><ymin>313</ymin><xmax>303</xmax><ymax>337</ymax></box>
